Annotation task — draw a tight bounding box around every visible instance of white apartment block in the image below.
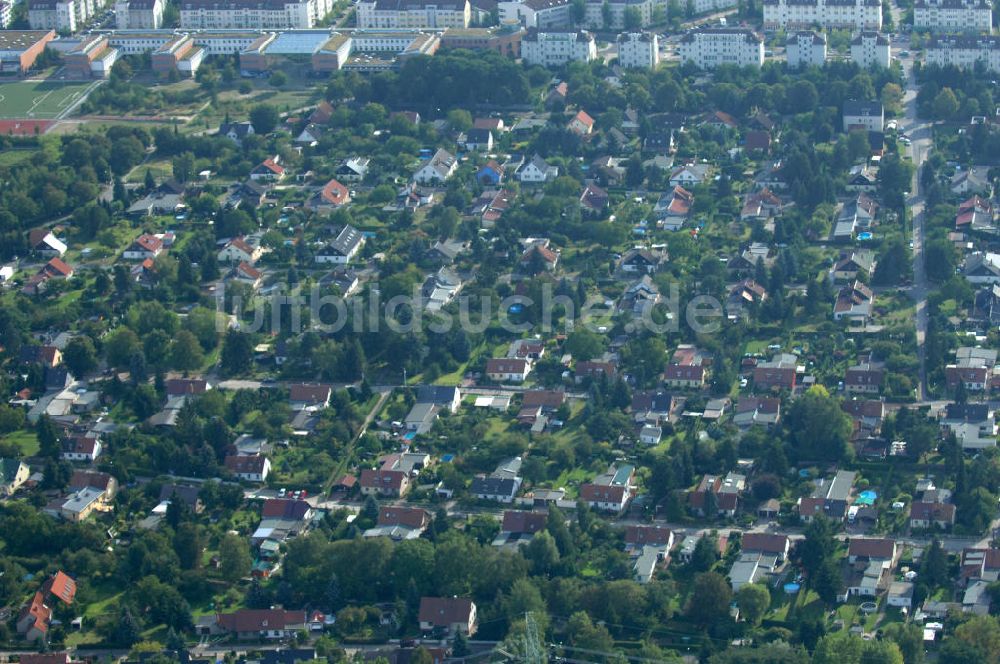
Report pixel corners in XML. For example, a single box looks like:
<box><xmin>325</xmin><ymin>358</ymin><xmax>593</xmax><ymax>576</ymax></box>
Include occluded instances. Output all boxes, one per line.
<box><xmin>180</xmin><ymin>0</ymin><xmax>333</xmax><ymax>29</ymax></box>
<box><xmin>582</xmin><ymin>0</ymin><xmax>651</xmax><ymax>29</ymax></box>
<box><xmin>617</xmin><ymin>31</ymin><xmax>658</xmax><ymax>68</ymax></box>
<box><xmin>0</xmin><ymin>1</ymin><xmax>13</xmax><ymax>27</ymax></box>
<box><xmin>786</xmin><ymin>30</ymin><xmax>826</xmax><ymax>68</ymax></box>
<box><xmin>850</xmin><ymin>30</ymin><xmax>890</xmax><ymax>68</ymax></box>
<box><xmin>763</xmin><ymin>0</ymin><xmax>881</xmax><ymax>31</ymax></box>
<box><xmin>913</xmin><ymin>0</ymin><xmax>991</xmax><ymax>33</ymax></box>
<box><xmin>114</xmin><ymin>0</ymin><xmax>164</xmax><ymax>28</ymax></box>
<box><xmin>357</xmin><ymin>0</ymin><xmax>470</xmax><ymax>28</ymax></box>
<box><xmin>30</xmin><ymin>0</ymin><xmax>101</xmax><ymax>32</ymax></box>
<box><xmin>678</xmin><ymin>27</ymin><xmax>764</xmax><ymax>69</ymax></box>
<box><xmin>521</xmin><ymin>28</ymin><xmax>596</xmax><ymax>66</ymax></box>
<box><xmin>926</xmin><ymin>35</ymin><xmax>1000</xmax><ymax>72</ymax></box>
<box><xmin>499</xmin><ymin>0</ymin><xmax>571</xmax><ymax>28</ymax></box>
<box><xmin>685</xmin><ymin>0</ymin><xmax>738</xmax><ymax>12</ymax></box>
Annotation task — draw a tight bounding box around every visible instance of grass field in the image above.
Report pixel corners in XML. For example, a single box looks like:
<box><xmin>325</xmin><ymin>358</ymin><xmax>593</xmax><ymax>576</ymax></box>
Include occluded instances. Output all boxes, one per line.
<box><xmin>0</xmin><ymin>80</ymin><xmax>96</xmax><ymax>119</ymax></box>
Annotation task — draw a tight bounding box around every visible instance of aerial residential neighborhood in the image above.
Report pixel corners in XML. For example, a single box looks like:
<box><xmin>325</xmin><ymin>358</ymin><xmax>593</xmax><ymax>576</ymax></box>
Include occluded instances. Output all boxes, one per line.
<box><xmin>0</xmin><ymin>0</ymin><xmax>999</xmax><ymax>660</ymax></box>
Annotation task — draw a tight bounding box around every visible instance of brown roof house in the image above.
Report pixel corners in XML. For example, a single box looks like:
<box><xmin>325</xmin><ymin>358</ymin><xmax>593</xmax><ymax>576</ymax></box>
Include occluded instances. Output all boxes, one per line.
<box><xmin>211</xmin><ymin>609</ymin><xmax>307</xmax><ymax>640</ymax></box>
<box><xmin>418</xmin><ymin>597</ymin><xmax>477</xmax><ymax>636</ymax></box>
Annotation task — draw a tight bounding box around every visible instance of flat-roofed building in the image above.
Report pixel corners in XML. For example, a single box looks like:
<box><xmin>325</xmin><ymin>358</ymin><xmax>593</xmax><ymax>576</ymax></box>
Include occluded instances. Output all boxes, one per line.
<box><xmin>679</xmin><ymin>27</ymin><xmax>764</xmax><ymax>69</ymax></box>
<box><xmin>440</xmin><ymin>26</ymin><xmax>523</xmax><ymax>57</ymax></box>
<box><xmin>114</xmin><ymin>0</ymin><xmax>164</xmax><ymax>28</ymax></box>
<box><xmin>786</xmin><ymin>30</ymin><xmax>826</xmax><ymax>68</ymax></box>
<box><xmin>763</xmin><ymin>0</ymin><xmax>882</xmax><ymax>30</ymax></box>
<box><xmin>616</xmin><ymin>31</ymin><xmax>658</xmax><ymax>68</ymax></box>
<box><xmin>521</xmin><ymin>28</ymin><xmax>596</xmax><ymax>66</ymax></box>
<box><xmin>914</xmin><ymin>0</ymin><xmax>991</xmax><ymax>32</ymax></box>
<box><xmin>0</xmin><ymin>30</ymin><xmax>56</xmax><ymax>73</ymax></box>
<box><xmin>180</xmin><ymin>0</ymin><xmax>332</xmax><ymax>29</ymax></box>
<box><xmin>357</xmin><ymin>0</ymin><xmax>471</xmax><ymax>28</ymax></box>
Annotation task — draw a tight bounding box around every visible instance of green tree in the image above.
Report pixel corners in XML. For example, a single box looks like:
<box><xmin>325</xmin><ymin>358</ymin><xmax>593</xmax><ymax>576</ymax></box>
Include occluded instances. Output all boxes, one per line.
<box><xmin>932</xmin><ymin>88</ymin><xmax>960</xmax><ymax>120</ymax></box>
<box><xmin>169</xmin><ymin>330</ymin><xmax>205</xmax><ymax>372</ymax></box>
<box><xmin>735</xmin><ymin>583</ymin><xmax>770</xmax><ymax>625</ymax></box>
<box><xmin>565</xmin><ymin>329</ymin><xmax>606</xmax><ymax>361</ymax></box>
<box><xmin>62</xmin><ymin>336</ymin><xmax>98</xmax><ymax>377</ymax></box>
<box><xmin>36</xmin><ymin>414</ymin><xmax>60</xmax><ymax>458</ymax></box>
<box><xmin>446</xmin><ymin>109</ymin><xmax>473</xmax><ymax>133</ymax></box>
<box><xmin>219</xmin><ymin>533</ymin><xmax>251</xmax><ymax>583</ymax></box>
<box><xmin>105</xmin><ymin>328</ymin><xmax>142</xmax><ymax>368</ymax></box>
<box><xmin>687</xmin><ymin>572</ymin><xmax>732</xmax><ymax>626</ymax></box>
<box><xmin>785</xmin><ymin>385</ymin><xmax>853</xmax><ymax>461</ymax></box>
<box><xmin>249</xmin><ymin>104</ymin><xmax>279</xmax><ymax>134</ymax></box>
<box><xmin>220</xmin><ymin>329</ymin><xmax>253</xmax><ymax>375</ymax></box>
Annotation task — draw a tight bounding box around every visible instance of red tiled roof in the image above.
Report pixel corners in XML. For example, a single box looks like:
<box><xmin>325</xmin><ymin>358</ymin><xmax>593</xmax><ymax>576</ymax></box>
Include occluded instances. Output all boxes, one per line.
<box><xmin>418</xmin><ymin>597</ymin><xmax>474</xmax><ymax>627</ymax></box>
<box><xmin>740</xmin><ymin>533</ymin><xmax>788</xmax><ymax>555</ymax></box>
<box><xmin>288</xmin><ymin>383</ymin><xmax>332</xmax><ymax>403</ymax></box>
<box><xmin>848</xmin><ymin>537</ymin><xmax>896</xmax><ymax>559</ymax></box>
<box><xmin>320</xmin><ymin>178</ymin><xmax>350</xmax><ymax>206</ymax></box>
<box><xmin>579</xmin><ymin>483</ymin><xmax>626</xmax><ymax>503</ymax></box>
<box><xmin>258</xmin><ymin>158</ymin><xmax>284</xmax><ymax>175</ymax></box>
<box><xmin>501</xmin><ymin>510</ymin><xmax>547</xmax><ymax>534</ymax></box>
<box><xmin>360</xmin><ymin>468</ymin><xmax>406</xmax><ymax>491</ymax></box>
<box><xmin>261</xmin><ymin>498</ymin><xmax>311</xmax><ymax>520</ymax></box>
<box><xmin>43</xmin><ymin>572</ymin><xmax>76</xmax><ymax>605</ymax></box>
<box><xmin>45</xmin><ymin>258</ymin><xmax>73</xmax><ymax>277</ymax></box>
<box><xmin>224</xmin><ymin>455</ymin><xmax>268</xmax><ymax>474</ymax></box>
<box><xmin>522</xmin><ymin>390</ymin><xmax>565</xmax><ymax>409</ymax></box>
<box><xmin>217</xmin><ymin>609</ymin><xmax>306</xmax><ymax>633</ymax></box>
<box><xmin>378</xmin><ymin>505</ymin><xmax>429</xmax><ymax>529</ymax></box>
<box><xmin>623</xmin><ymin>525</ymin><xmax>672</xmax><ymax>547</ymax></box>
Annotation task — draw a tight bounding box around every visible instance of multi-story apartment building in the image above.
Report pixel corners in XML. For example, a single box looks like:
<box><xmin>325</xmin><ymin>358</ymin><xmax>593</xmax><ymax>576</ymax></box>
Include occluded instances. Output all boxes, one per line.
<box><xmin>616</xmin><ymin>31</ymin><xmax>658</xmax><ymax>68</ymax></box>
<box><xmin>678</xmin><ymin>27</ymin><xmax>764</xmax><ymax>69</ymax></box>
<box><xmin>356</xmin><ymin>0</ymin><xmax>470</xmax><ymax>29</ymax></box>
<box><xmin>498</xmin><ymin>0</ymin><xmax>572</xmax><ymax>28</ymax></box>
<box><xmin>114</xmin><ymin>0</ymin><xmax>164</xmax><ymax>29</ymax></box>
<box><xmin>763</xmin><ymin>0</ymin><xmax>881</xmax><ymax>31</ymax></box>
<box><xmin>926</xmin><ymin>34</ymin><xmax>1000</xmax><ymax>72</ymax></box>
<box><xmin>0</xmin><ymin>1</ymin><xmax>13</xmax><ymax>27</ymax></box>
<box><xmin>850</xmin><ymin>30</ymin><xmax>890</xmax><ymax>68</ymax></box>
<box><xmin>521</xmin><ymin>28</ymin><xmax>596</xmax><ymax>66</ymax></box>
<box><xmin>786</xmin><ymin>30</ymin><xmax>826</xmax><ymax>68</ymax></box>
<box><xmin>29</xmin><ymin>0</ymin><xmax>101</xmax><ymax>33</ymax></box>
<box><xmin>913</xmin><ymin>0</ymin><xmax>991</xmax><ymax>32</ymax></box>
<box><xmin>180</xmin><ymin>0</ymin><xmax>333</xmax><ymax>29</ymax></box>
<box><xmin>582</xmin><ymin>0</ymin><xmax>651</xmax><ymax>29</ymax></box>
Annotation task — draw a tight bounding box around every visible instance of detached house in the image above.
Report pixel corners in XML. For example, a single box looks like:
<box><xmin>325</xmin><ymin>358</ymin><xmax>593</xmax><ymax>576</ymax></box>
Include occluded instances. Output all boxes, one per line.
<box><xmin>224</xmin><ymin>454</ymin><xmax>271</xmax><ymax>482</ymax></box>
<box><xmin>218</xmin><ymin>121</ymin><xmax>254</xmax><ymax>145</ymax></box>
<box><xmin>418</xmin><ymin>597</ymin><xmax>477</xmax><ymax>636</ymax></box>
<box><xmin>123</xmin><ymin>233</ymin><xmax>164</xmax><ymax>260</ymax></box>
<box><xmin>689</xmin><ymin>472</ymin><xmax>746</xmax><ymax>517</ymax></box>
<box><xmin>663</xmin><ymin>345</ymin><xmax>711</xmax><ymax>390</ymax></box>
<box><xmin>580</xmin><ymin>182</ymin><xmax>609</xmax><ymax>214</ymax></box>
<box><xmin>845</xmin><ymin>362</ymin><xmax>885</xmax><ymax>394</ymax></box>
<box><xmin>567</xmin><ymin>110</ymin><xmax>595</xmax><ymax>136</ymax></box>
<box><xmin>656</xmin><ymin>185</ymin><xmax>693</xmax><ymax>230</ymax></box>
<box><xmin>336</xmin><ymin>157</ymin><xmax>370</xmax><ymax>183</ymax></box>
<box><xmin>212</xmin><ymin>609</ymin><xmax>307</xmax><ymax>640</ymax></box>
<box><xmin>834</xmin><ymin>280</ymin><xmax>875</xmax><ymax>322</ymax></box>
<box><xmin>0</xmin><ymin>458</ymin><xmax>29</xmax><ymax>496</ymax></box>
<box><xmin>17</xmin><ymin>592</ymin><xmax>51</xmax><ymax>642</ymax></box>
<box><xmin>486</xmin><ymin>358</ymin><xmax>532</xmax><ymax>383</ymax></box>
<box><xmin>307</xmin><ymin>178</ymin><xmax>351</xmax><ymax>213</ymax></box>
<box><xmin>62</xmin><ymin>436</ymin><xmax>102</xmax><ymax>462</ymax></box>
<box><xmin>28</xmin><ymin>229</ymin><xmax>68</xmax><ymax>257</ymax></box>
<box><xmin>315</xmin><ymin>225</ymin><xmax>365</xmax><ymax>264</ymax></box>
<box><xmin>834</xmin><ymin>250</ymin><xmax>876</xmax><ymax>281</ymax></box>
<box><xmin>518</xmin><ymin>154</ymin><xmax>558</xmax><ymax>183</ymax></box>
<box><xmin>579</xmin><ymin>464</ymin><xmax>634</xmax><ymax>514</ymax></box>
<box><xmin>414</xmin><ymin>148</ymin><xmax>457</xmax><ymax>184</ymax></box>
<box><xmin>364</xmin><ymin>505</ymin><xmax>430</xmax><ymax>540</ymax></box>
<box><xmin>218</xmin><ymin>237</ymin><xmax>264</xmax><ymax>264</ymax></box>
<box><xmin>250</xmin><ymin>156</ymin><xmax>285</xmax><ymax>182</ymax></box>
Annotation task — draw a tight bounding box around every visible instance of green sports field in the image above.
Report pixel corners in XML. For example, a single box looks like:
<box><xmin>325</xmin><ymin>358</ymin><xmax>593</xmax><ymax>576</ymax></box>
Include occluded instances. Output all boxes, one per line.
<box><xmin>0</xmin><ymin>79</ymin><xmax>97</xmax><ymax>119</ymax></box>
